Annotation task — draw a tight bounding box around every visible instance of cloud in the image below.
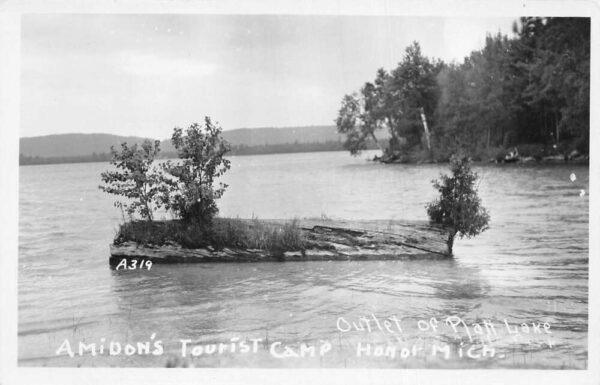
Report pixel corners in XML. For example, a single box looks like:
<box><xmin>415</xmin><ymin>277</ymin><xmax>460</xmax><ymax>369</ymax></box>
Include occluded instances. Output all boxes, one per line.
<box><xmin>114</xmin><ymin>52</ymin><xmax>217</xmax><ymax>78</ymax></box>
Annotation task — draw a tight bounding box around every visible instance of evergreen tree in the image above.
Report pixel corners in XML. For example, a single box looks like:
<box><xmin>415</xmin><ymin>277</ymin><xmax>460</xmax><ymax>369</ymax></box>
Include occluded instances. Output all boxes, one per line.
<box><xmin>427</xmin><ymin>156</ymin><xmax>490</xmax><ymax>254</ymax></box>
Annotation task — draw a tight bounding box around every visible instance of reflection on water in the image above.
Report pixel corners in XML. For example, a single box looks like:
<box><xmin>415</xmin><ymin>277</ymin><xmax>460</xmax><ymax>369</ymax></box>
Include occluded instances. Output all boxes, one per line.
<box><xmin>18</xmin><ymin>151</ymin><xmax>588</xmax><ymax>368</ymax></box>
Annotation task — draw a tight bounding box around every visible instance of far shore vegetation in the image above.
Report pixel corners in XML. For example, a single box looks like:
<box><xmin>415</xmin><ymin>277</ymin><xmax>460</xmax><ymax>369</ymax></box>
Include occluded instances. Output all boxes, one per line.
<box><xmin>336</xmin><ymin>17</ymin><xmax>589</xmax><ymax>164</ymax></box>
<box><xmin>20</xmin><ymin>139</ymin><xmax>371</xmax><ymax>166</ymax></box>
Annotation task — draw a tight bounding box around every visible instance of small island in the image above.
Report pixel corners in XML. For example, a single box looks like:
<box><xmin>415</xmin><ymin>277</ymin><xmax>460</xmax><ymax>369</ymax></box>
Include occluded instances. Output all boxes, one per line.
<box><xmin>109</xmin><ymin>218</ymin><xmax>451</xmax><ymax>265</ymax></box>
<box><xmin>101</xmin><ymin>118</ymin><xmax>489</xmax><ymax>266</ymax></box>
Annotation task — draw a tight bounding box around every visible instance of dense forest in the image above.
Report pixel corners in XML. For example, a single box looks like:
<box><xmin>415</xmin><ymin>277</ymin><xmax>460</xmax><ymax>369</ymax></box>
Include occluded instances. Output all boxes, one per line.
<box><xmin>336</xmin><ymin>17</ymin><xmax>590</xmax><ymax>163</ymax></box>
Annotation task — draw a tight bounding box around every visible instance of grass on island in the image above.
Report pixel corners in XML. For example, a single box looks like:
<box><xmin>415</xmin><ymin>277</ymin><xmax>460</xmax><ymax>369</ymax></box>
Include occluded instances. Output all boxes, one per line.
<box><xmin>114</xmin><ymin>217</ymin><xmax>306</xmax><ymax>254</ymax></box>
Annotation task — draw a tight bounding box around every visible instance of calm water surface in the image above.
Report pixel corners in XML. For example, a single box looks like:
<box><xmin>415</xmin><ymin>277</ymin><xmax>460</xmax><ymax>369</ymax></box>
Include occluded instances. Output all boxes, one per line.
<box><xmin>18</xmin><ymin>151</ymin><xmax>589</xmax><ymax>368</ymax></box>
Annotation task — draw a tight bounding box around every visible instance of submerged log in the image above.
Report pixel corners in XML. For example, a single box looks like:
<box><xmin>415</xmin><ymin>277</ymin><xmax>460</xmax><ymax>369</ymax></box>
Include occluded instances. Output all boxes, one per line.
<box><xmin>109</xmin><ymin>219</ymin><xmax>450</xmax><ymax>266</ymax></box>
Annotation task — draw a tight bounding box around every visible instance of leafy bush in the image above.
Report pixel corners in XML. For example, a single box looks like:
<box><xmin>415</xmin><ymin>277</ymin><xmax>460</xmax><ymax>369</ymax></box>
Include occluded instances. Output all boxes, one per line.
<box><xmin>426</xmin><ymin>155</ymin><xmax>490</xmax><ymax>254</ymax></box>
<box><xmin>161</xmin><ymin>117</ymin><xmax>231</xmax><ymax>225</ymax></box>
<box><xmin>99</xmin><ymin>140</ymin><xmax>165</xmax><ymax>221</ymax></box>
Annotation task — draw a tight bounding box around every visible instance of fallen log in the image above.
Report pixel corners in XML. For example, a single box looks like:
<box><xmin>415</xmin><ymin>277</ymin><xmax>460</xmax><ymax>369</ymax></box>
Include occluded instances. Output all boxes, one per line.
<box><xmin>109</xmin><ymin>219</ymin><xmax>450</xmax><ymax>266</ymax></box>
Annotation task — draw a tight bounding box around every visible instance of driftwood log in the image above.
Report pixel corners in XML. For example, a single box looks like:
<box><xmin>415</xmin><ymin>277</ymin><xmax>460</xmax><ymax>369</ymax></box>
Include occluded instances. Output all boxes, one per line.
<box><xmin>109</xmin><ymin>219</ymin><xmax>450</xmax><ymax>266</ymax></box>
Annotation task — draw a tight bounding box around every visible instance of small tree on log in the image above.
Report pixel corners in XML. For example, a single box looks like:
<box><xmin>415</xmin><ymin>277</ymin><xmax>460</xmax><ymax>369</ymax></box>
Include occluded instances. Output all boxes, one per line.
<box><xmin>161</xmin><ymin>117</ymin><xmax>231</xmax><ymax>225</ymax></box>
<box><xmin>426</xmin><ymin>155</ymin><xmax>490</xmax><ymax>254</ymax></box>
<box><xmin>99</xmin><ymin>140</ymin><xmax>163</xmax><ymax>221</ymax></box>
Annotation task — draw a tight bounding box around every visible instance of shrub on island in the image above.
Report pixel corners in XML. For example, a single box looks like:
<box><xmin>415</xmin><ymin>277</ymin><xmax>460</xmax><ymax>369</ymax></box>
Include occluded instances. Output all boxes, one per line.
<box><xmin>160</xmin><ymin>117</ymin><xmax>231</xmax><ymax>226</ymax></box>
<box><xmin>100</xmin><ymin>117</ymin><xmax>306</xmax><ymax>254</ymax></box>
<box><xmin>99</xmin><ymin>140</ymin><xmax>165</xmax><ymax>221</ymax></box>
<box><xmin>426</xmin><ymin>155</ymin><xmax>490</xmax><ymax>254</ymax></box>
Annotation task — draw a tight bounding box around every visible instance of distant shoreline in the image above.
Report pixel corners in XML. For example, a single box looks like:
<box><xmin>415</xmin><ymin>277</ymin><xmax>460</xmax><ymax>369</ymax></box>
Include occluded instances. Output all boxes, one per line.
<box><xmin>19</xmin><ymin>147</ymin><xmax>589</xmax><ymax>167</ymax></box>
<box><xmin>19</xmin><ymin>142</ymin><xmax>356</xmax><ymax>166</ymax></box>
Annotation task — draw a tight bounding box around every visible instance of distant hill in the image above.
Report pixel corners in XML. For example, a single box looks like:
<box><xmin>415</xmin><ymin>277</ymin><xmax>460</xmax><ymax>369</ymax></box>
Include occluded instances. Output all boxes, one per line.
<box><xmin>20</xmin><ymin>125</ymin><xmax>342</xmax><ymax>158</ymax></box>
<box><xmin>20</xmin><ymin>133</ymin><xmax>152</xmax><ymax>158</ymax></box>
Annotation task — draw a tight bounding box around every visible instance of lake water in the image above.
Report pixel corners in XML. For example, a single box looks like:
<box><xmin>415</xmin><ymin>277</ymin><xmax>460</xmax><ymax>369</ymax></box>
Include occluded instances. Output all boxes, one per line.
<box><xmin>18</xmin><ymin>150</ymin><xmax>589</xmax><ymax>368</ymax></box>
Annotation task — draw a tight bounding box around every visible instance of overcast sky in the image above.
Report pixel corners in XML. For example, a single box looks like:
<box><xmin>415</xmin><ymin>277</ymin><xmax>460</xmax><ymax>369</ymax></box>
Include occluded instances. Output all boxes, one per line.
<box><xmin>21</xmin><ymin>14</ymin><xmax>516</xmax><ymax>138</ymax></box>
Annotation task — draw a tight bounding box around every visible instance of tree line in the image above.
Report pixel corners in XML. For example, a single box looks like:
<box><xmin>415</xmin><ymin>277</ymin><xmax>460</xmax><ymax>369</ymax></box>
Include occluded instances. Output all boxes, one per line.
<box><xmin>21</xmin><ymin>140</ymin><xmax>379</xmax><ymax>166</ymax></box>
<box><xmin>336</xmin><ymin>17</ymin><xmax>590</xmax><ymax>162</ymax></box>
